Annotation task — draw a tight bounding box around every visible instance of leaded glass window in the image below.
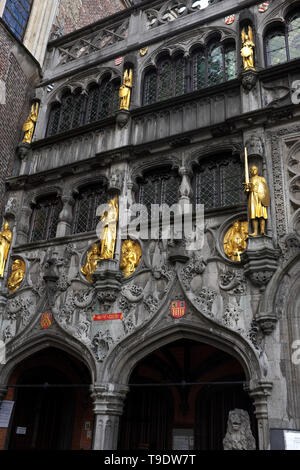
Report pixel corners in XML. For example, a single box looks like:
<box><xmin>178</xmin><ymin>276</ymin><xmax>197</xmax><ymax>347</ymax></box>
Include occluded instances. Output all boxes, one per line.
<box><xmin>265</xmin><ymin>10</ymin><xmax>300</xmax><ymax>66</ymax></box>
<box><xmin>143</xmin><ymin>69</ymin><xmax>157</xmax><ymax>105</ymax></box>
<box><xmin>138</xmin><ymin>168</ymin><xmax>180</xmax><ymax>226</ymax></box>
<box><xmin>225</xmin><ymin>46</ymin><xmax>236</xmax><ymax>81</ymax></box>
<box><xmin>288</xmin><ymin>12</ymin><xmax>300</xmax><ymax>60</ymax></box>
<box><xmin>208</xmin><ymin>45</ymin><xmax>223</xmax><ymax>86</ymax></box>
<box><xmin>72</xmin><ymin>184</ymin><xmax>108</xmax><ymax>234</ymax></box>
<box><xmin>98</xmin><ymin>78</ymin><xmax>120</xmax><ymax>120</ymax></box>
<box><xmin>265</xmin><ymin>30</ymin><xmax>287</xmax><ymax>66</ymax></box>
<box><xmin>143</xmin><ymin>43</ymin><xmax>236</xmax><ymax>104</ymax></box>
<box><xmin>30</xmin><ymin>195</ymin><xmax>62</xmax><ymax>242</ymax></box>
<box><xmin>174</xmin><ymin>56</ymin><xmax>186</xmax><ymax>97</ymax></box>
<box><xmin>191</xmin><ymin>48</ymin><xmax>205</xmax><ymax>91</ymax></box>
<box><xmin>3</xmin><ymin>0</ymin><xmax>33</xmax><ymax>41</ymax></box>
<box><xmin>193</xmin><ymin>156</ymin><xmax>245</xmax><ymax>210</ymax></box>
<box><xmin>157</xmin><ymin>58</ymin><xmax>173</xmax><ymax>102</ymax></box>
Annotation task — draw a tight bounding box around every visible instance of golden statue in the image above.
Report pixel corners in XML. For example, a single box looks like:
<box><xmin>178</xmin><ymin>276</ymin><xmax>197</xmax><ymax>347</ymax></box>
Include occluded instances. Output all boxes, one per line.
<box><xmin>224</xmin><ymin>221</ymin><xmax>248</xmax><ymax>262</ymax></box>
<box><xmin>119</xmin><ymin>68</ymin><xmax>133</xmax><ymax>111</ymax></box>
<box><xmin>120</xmin><ymin>240</ymin><xmax>142</xmax><ymax>277</ymax></box>
<box><xmin>0</xmin><ymin>222</ymin><xmax>12</xmax><ymax>278</ymax></box>
<box><xmin>7</xmin><ymin>259</ymin><xmax>26</xmax><ymax>294</ymax></box>
<box><xmin>22</xmin><ymin>102</ymin><xmax>39</xmax><ymax>144</ymax></box>
<box><xmin>244</xmin><ymin>164</ymin><xmax>270</xmax><ymax>237</ymax></box>
<box><xmin>241</xmin><ymin>26</ymin><xmax>255</xmax><ymax>71</ymax></box>
<box><xmin>81</xmin><ymin>243</ymin><xmax>102</xmax><ymax>282</ymax></box>
<box><xmin>99</xmin><ymin>197</ymin><xmax>119</xmax><ymax>260</ymax></box>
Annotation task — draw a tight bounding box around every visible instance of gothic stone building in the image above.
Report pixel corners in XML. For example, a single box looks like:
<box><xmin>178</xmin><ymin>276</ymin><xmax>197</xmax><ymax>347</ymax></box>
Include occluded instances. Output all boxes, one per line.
<box><xmin>0</xmin><ymin>0</ymin><xmax>300</xmax><ymax>451</ymax></box>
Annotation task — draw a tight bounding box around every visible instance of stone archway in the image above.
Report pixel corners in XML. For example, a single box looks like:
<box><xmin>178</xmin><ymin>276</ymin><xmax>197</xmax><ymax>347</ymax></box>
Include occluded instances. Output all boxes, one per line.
<box><xmin>0</xmin><ymin>345</ymin><xmax>94</xmax><ymax>450</ymax></box>
<box><xmin>93</xmin><ymin>323</ymin><xmax>271</xmax><ymax>450</ymax></box>
<box><xmin>118</xmin><ymin>338</ymin><xmax>257</xmax><ymax>450</ymax></box>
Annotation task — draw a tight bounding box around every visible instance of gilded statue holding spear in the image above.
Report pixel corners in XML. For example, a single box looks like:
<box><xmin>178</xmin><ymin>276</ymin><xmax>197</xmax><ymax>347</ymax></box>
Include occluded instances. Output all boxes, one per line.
<box><xmin>244</xmin><ymin>148</ymin><xmax>270</xmax><ymax>237</ymax></box>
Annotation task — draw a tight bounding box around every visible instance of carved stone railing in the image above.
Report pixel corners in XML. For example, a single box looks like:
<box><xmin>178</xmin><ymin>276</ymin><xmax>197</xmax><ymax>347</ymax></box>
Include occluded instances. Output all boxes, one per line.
<box><xmin>53</xmin><ymin>17</ymin><xmax>130</xmax><ymax>66</ymax></box>
<box><xmin>145</xmin><ymin>0</ymin><xmax>223</xmax><ymax>29</ymax></box>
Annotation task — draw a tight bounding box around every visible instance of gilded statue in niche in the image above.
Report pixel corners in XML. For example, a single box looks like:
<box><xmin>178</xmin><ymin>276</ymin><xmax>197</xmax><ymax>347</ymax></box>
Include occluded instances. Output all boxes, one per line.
<box><xmin>0</xmin><ymin>222</ymin><xmax>12</xmax><ymax>278</ymax></box>
<box><xmin>22</xmin><ymin>102</ymin><xmax>39</xmax><ymax>144</ymax></box>
<box><xmin>244</xmin><ymin>163</ymin><xmax>270</xmax><ymax>237</ymax></box>
<box><xmin>7</xmin><ymin>259</ymin><xmax>26</xmax><ymax>294</ymax></box>
<box><xmin>241</xmin><ymin>26</ymin><xmax>255</xmax><ymax>71</ymax></box>
<box><xmin>119</xmin><ymin>68</ymin><xmax>133</xmax><ymax>111</ymax></box>
<box><xmin>81</xmin><ymin>243</ymin><xmax>102</xmax><ymax>283</ymax></box>
<box><xmin>99</xmin><ymin>196</ymin><xmax>119</xmax><ymax>260</ymax></box>
<box><xmin>224</xmin><ymin>221</ymin><xmax>248</xmax><ymax>262</ymax></box>
<box><xmin>120</xmin><ymin>240</ymin><xmax>142</xmax><ymax>277</ymax></box>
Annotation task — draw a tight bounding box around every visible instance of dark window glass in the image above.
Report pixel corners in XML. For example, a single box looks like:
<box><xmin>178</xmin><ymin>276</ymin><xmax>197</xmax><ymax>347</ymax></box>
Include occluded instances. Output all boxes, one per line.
<box><xmin>72</xmin><ymin>184</ymin><xmax>108</xmax><ymax>234</ymax></box>
<box><xmin>143</xmin><ymin>43</ymin><xmax>236</xmax><ymax>105</ymax></box>
<box><xmin>143</xmin><ymin>69</ymin><xmax>157</xmax><ymax>105</ymax></box>
<box><xmin>193</xmin><ymin>156</ymin><xmax>245</xmax><ymax>210</ymax></box>
<box><xmin>191</xmin><ymin>48</ymin><xmax>206</xmax><ymax>91</ymax></box>
<box><xmin>174</xmin><ymin>56</ymin><xmax>186</xmax><ymax>97</ymax></box>
<box><xmin>47</xmin><ymin>78</ymin><xmax>120</xmax><ymax>136</ymax></box>
<box><xmin>157</xmin><ymin>58</ymin><xmax>173</xmax><ymax>101</ymax></box>
<box><xmin>138</xmin><ymin>168</ymin><xmax>180</xmax><ymax>212</ymax></box>
<box><xmin>265</xmin><ymin>31</ymin><xmax>287</xmax><ymax>66</ymax></box>
<box><xmin>30</xmin><ymin>195</ymin><xmax>62</xmax><ymax>242</ymax></box>
<box><xmin>3</xmin><ymin>0</ymin><xmax>33</xmax><ymax>40</ymax></box>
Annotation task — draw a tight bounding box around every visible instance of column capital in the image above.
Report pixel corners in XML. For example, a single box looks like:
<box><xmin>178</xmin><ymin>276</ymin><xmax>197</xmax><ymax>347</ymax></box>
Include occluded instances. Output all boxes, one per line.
<box><xmin>90</xmin><ymin>383</ymin><xmax>129</xmax><ymax>416</ymax></box>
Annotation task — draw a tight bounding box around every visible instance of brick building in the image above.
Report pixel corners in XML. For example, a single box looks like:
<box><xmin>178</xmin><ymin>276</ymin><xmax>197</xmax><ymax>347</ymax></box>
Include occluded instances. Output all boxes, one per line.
<box><xmin>0</xmin><ymin>0</ymin><xmax>300</xmax><ymax>452</ymax></box>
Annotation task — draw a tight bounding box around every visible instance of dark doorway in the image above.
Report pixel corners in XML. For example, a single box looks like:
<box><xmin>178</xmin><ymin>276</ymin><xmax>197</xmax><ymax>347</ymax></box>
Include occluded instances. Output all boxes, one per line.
<box><xmin>118</xmin><ymin>339</ymin><xmax>257</xmax><ymax>450</ymax></box>
<box><xmin>7</xmin><ymin>348</ymin><xmax>92</xmax><ymax>450</ymax></box>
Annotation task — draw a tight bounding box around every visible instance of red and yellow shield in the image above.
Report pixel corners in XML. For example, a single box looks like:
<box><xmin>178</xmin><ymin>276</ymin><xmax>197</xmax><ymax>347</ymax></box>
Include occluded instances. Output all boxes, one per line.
<box><xmin>41</xmin><ymin>313</ymin><xmax>53</xmax><ymax>329</ymax></box>
<box><xmin>171</xmin><ymin>301</ymin><xmax>186</xmax><ymax>318</ymax></box>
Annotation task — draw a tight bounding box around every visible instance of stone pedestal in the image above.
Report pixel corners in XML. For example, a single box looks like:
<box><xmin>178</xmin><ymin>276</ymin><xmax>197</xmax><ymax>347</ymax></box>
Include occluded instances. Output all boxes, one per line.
<box><xmin>242</xmin><ymin>236</ymin><xmax>280</xmax><ymax>335</ymax></box>
<box><xmin>242</xmin><ymin>236</ymin><xmax>280</xmax><ymax>291</ymax></box>
<box><xmin>93</xmin><ymin>260</ymin><xmax>123</xmax><ymax>313</ymax></box>
<box><xmin>91</xmin><ymin>384</ymin><xmax>129</xmax><ymax>450</ymax></box>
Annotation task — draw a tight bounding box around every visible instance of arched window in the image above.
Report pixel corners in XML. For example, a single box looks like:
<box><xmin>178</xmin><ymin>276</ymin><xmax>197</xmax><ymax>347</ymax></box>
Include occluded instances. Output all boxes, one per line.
<box><xmin>46</xmin><ymin>77</ymin><xmax>120</xmax><ymax>137</ymax></box>
<box><xmin>193</xmin><ymin>155</ymin><xmax>245</xmax><ymax>210</ymax></box>
<box><xmin>288</xmin><ymin>11</ymin><xmax>300</xmax><ymax>60</ymax></box>
<box><xmin>265</xmin><ymin>29</ymin><xmax>287</xmax><ymax>66</ymax></box>
<box><xmin>3</xmin><ymin>0</ymin><xmax>33</xmax><ymax>41</ymax></box>
<box><xmin>72</xmin><ymin>183</ymin><xmax>108</xmax><ymax>234</ymax></box>
<box><xmin>265</xmin><ymin>11</ymin><xmax>300</xmax><ymax>66</ymax></box>
<box><xmin>86</xmin><ymin>78</ymin><xmax>120</xmax><ymax>124</ymax></box>
<box><xmin>29</xmin><ymin>195</ymin><xmax>62</xmax><ymax>242</ymax></box>
<box><xmin>143</xmin><ymin>43</ymin><xmax>236</xmax><ymax>105</ymax></box>
<box><xmin>47</xmin><ymin>89</ymin><xmax>85</xmax><ymax>136</ymax></box>
<box><xmin>138</xmin><ymin>167</ymin><xmax>180</xmax><ymax>212</ymax></box>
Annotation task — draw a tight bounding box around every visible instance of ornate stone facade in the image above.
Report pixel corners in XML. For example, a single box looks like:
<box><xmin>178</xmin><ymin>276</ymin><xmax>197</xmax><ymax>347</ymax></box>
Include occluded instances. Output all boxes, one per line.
<box><xmin>0</xmin><ymin>0</ymin><xmax>299</xmax><ymax>452</ymax></box>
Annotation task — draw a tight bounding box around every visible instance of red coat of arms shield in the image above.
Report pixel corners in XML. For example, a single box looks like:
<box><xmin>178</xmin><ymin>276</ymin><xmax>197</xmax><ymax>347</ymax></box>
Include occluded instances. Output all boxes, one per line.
<box><xmin>171</xmin><ymin>301</ymin><xmax>186</xmax><ymax>318</ymax></box>
<box><xmin>41</xmin><ymin>313</ymin><xmax>53</xmax><ymax>329</ymax></box>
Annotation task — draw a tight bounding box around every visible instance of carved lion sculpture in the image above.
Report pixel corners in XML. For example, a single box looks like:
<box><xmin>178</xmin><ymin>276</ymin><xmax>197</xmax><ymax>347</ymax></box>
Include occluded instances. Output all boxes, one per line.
<box><xmin>223</xmin><ymin>409</ymin><xmax>256</xmax><ymax>450</ymax></box>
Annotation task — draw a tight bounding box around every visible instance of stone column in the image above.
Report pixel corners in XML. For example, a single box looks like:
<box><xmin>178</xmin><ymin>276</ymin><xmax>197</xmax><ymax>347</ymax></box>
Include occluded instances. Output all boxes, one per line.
<box><xmin>248</xmin><ymin>381</ymin><xmax>273</xmax><ymax>450</ymax></box>
<box><xmin>91</xmin><ymin>384</ymin><xmax>129</xmax><ymax>450</ymax></box>
<box><xmin>56</xmin><ymin>195</ymin><xmax>75</xmax><ymax>238</ymax></box>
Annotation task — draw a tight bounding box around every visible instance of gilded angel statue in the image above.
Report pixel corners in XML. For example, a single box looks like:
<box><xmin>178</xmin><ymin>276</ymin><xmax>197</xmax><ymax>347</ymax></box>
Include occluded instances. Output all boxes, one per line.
<box><xmin>22</xmin><ymin>102</ymin><xmax>39</xmax><ymax>144</ymax></box>
<box><xmin>241</xmin><ymin>26</ymin><xmax>255</xmax><ymax>71</ymax></box>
